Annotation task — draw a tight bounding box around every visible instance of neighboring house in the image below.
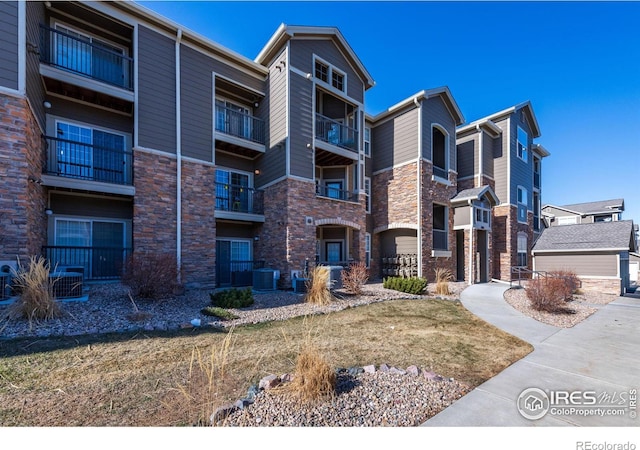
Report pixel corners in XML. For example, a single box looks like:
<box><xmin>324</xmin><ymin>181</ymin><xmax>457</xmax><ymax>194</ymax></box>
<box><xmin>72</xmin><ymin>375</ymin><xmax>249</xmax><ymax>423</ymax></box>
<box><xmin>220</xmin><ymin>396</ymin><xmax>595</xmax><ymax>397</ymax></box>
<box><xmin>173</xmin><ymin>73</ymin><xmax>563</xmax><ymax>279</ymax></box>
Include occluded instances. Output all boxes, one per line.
<box><xmin>456</xmin><ymin>103</ymin><xmax>550</xmax><ymax>282</ymax></box>
<box><xmin>542</xmin><ymin>198</ymin><xmax>625</xmax><ymax>227</ymax></box>
<box><xmin>0</xmin><ymin>0</ymin><xmax>548</xmax><ymax>289</ymax></box>
<box><xmin>532</xmin><ymin>220</ymin><xmax>638</xmax><ymax>295</ymax></box>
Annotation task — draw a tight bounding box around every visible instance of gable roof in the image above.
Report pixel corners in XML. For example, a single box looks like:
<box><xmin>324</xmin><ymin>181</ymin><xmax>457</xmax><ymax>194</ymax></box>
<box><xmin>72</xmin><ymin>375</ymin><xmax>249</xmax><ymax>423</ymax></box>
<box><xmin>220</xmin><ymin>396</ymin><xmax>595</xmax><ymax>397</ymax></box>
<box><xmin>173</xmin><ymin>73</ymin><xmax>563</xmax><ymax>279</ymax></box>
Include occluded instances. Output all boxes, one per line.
<box><xmin>256</xmin><ymin>24</ymin><xmax>375</xmax><ymax>90</ymax></box>
<box><xmin>542</xmin><ymin>198</ymin><xmax>625</xmax><ymax>216</ymax></box>
<box><xmin>451</xmin><ymin>185</ymin><xmax>499</xmax><ymax>206</ymax></box>
<box><xmin>532</xmin><ymin>220</ymin><xmax>636</xmax><ymax>253</ymax></box>
<box><xmin>370</xmin><ymin>87</ymin><xmax>464</xmax><ymax>125</ymax></box>
<box><xmin>457</xmin><ymin>101</ymin><xmax>541</xmax><ymax>138</ymax></box>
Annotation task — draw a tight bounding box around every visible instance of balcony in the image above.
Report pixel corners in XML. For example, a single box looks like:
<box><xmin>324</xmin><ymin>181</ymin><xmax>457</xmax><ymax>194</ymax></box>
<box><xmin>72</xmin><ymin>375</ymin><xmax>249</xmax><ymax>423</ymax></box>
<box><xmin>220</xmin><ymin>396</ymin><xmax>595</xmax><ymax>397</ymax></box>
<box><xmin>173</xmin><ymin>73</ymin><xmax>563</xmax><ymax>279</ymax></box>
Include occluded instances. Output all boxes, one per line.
<box><xmin>315</xmin><ymin>114</ymin><xmax>358</xmax><ymax>154</ymax></box>
<box><xmin>43</xmin><ymin>246</ymin><xmax>131</xmax><ymax>281</ymax></box>
<box><xmin>215</xmin><ymin>183</ymin><xmax>265</xmax><ymax>221</ymax></box>
<box><xmin>215</xmin><ymin>104</ymin><xmax>265</xmax><ymax>156</ymax></box>
<box><xmin>40</xmin><ymin>25</ymin><xmax>133</xmax><ymax>92</ymax></box>
<box><xmin>316</xmin><ymin>183</ymin><xmax>359</xmax><ymax>203</ymax></box>
<box><xmin>43</xmin><ymin>136</ymin><xmax>133</xmax><ymax>194</ymax></box>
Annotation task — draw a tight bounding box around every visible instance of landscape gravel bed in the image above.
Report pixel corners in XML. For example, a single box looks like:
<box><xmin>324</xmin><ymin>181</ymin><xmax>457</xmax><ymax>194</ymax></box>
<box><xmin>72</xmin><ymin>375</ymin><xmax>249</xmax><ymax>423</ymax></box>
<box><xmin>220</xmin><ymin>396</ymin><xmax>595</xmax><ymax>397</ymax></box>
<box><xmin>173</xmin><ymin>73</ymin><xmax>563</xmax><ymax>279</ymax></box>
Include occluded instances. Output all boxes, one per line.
<box><xmin>503</xmin><ymin>286</ymin><xmax>617</xmax><ymax>328</ymax></box>
<box><xmin>0</xmin><ymin>281</ymin><xmax>466</xmax><ymax>340</ymax></box>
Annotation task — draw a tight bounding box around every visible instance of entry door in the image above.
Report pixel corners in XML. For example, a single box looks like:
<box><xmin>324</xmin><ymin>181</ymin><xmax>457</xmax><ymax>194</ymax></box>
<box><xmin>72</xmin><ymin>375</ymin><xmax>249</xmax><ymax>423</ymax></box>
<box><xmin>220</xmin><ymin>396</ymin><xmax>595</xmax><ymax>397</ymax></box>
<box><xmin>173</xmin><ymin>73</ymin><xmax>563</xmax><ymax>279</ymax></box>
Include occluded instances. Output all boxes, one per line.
<box><xmin>477</xmin><ymin>230</ymin><xmax>488</xmax><ymax>283</ymax></box>
<box><xmin>216</xmin><ymin>240</ymin><xmax>231</xmax><ymax>286</ymax></box>
<box><xmin>325</xmin><ymin>242</ymin><xmax>343</xmax><ymax>263</ymax></box>
<box><xmin>92</xmin><ymin>221</ymin><xmax>124</xmax><ymax>278</ymax></box>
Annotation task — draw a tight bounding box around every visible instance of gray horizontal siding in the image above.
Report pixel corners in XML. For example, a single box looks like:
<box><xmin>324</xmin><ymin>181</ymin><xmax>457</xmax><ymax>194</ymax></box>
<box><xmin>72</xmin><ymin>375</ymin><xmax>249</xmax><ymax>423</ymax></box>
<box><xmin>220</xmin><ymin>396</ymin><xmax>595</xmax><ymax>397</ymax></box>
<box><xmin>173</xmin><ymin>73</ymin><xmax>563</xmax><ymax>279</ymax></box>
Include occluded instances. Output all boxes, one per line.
<box><xmin>289</xmin><ymin>72</ymin><xmax>313</xmax><ymax>179</ymax></box>
<box><xmin>534</xmin><ymin>252</ymin><xmax>618</xmax><ymax>277</ymax></box>
<box><xmin>492</xmin><ymin>117</ymin><xmax>509</xmax><ymax>205</ymax></box>
<box><xmin>48</xmin><ymin>98</ymin><xmax>133</xmax><ymax>134</ymax></box>
<box><xmin>255</xmin><ymin>140</ymin><xmax>286</xmax><ymax>188</ymax></box>
<box><xmin>180</xmin><ymin>45</ymin><xmax>212</xmax><ymax>162</ymax></box>
<box><xmin>268</xmin><ymin>48</ymin><xmax>288</xmax><ymax>146</ymax></box>
<box><xmin>510</xmin><ymin>110</ymin><xmax>534</xmax><ymax>207</ymax></box>
<box><xmin>289</xmin><ymin>39</ymin><xmax>364</xmax><ymax>103</ymax></box>
<box><xmin>372</xmin><ymin>107</ymin><xmax>419</xmax><ymax>172</ymax></box>
<box><xmin>422</xmin><ymin>95</ymin><xmax>457</xmax><ymax>171</ymax></box>
<box><xmin>137</xmin><ymin>25</ymin><xmax>176</xmax><ymax>153</ymax></box>
<box><xmin>216</xmin><ymin>152</ymin><xmax>253</xmax><ymax>173</ymax></box>
<box><xmin>456</xmin><ymin>137</ymin><xmax>476</xmax><ymax>179</ymax></box>
<box><xmin>380</xmin><ymin>229</ymin><xmax>418</xmax><ymax>256</ymax></box>
<box><xmin>50</xmin><ymin>193</ymin><xmax>133</xmax><ymax>219</ymax></box>
<box><xmin>26</xmin><ymin>0</ymin><xmax>45</xmax><ymax>128</ymax></box>
<box><xmin>0</xmin><ymin>1</ymin><xmax>18</xmax><ymax>90</ymax></box>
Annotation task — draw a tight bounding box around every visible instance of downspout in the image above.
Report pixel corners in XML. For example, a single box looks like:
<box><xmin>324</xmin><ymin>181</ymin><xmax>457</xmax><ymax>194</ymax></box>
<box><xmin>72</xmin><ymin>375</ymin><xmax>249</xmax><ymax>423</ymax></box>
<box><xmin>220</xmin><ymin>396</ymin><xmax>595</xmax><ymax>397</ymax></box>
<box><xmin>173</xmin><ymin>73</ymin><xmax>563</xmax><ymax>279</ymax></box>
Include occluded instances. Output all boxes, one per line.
<box><xmin>468</xmin><ymin>198</ymin><xmax>473</xmax><ymax>285</ymax></box>
<box><xmin>415</xmin><ymin>97</ymin><xmax>422</xmax><ymax>277</ymax></box>
<box><xmin>175</xmin><ymin>29</ymin><xmax>183</xmax><ymax>284</ymax></box>
<box><xmin>476</xmin><ymin>124</ymin><xmax>483</xmax><ymax>187</ymax></box>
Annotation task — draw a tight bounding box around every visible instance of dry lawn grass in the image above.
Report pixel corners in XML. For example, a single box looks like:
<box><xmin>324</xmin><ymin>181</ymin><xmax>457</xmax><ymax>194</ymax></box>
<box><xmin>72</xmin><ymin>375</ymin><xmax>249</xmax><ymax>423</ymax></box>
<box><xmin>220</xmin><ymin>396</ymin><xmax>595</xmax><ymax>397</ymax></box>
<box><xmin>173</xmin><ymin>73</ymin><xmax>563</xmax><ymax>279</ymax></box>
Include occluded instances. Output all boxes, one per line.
<box><xmin>0</xmin><ymin>299</ymin><xmax>532</xmax><ymax>426</ymax></box>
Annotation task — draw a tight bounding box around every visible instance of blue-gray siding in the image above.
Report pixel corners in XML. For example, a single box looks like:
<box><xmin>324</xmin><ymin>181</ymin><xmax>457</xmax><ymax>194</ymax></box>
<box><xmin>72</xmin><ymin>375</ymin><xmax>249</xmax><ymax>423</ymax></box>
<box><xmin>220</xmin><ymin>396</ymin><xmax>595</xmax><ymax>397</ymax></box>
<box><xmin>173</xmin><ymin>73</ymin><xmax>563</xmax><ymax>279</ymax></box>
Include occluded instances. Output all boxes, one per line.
<box><xmin>456</xmin><ymin>137</ymin><xmax>475</xmax><ymax>179</ymax></box>
<box><xmin>180</xmin><ymin>45</ymin><xmax>212</xmax><ymax>162</ymax></box>
<box><xmin>268</xmin><ymin>47</ymin><xmax>288</xmax><ymax>147</ymax></box>
<box><xmin>372</xmin><ymin>106</ymin><xmax>419</xmax><ymax>172</ymax></box>
<box><xmin>0</xmin><ymin>1</ymin><xmax>18</xmax><ymax>91</ymax></box>
<box><xmin>137</xmin><ymin>25</ymin><xmax>176</xmax><ymax>153</ymax></box>
<box><xmin>422</xmin><ymin>95</ymin><xmax>457</xmax><ymax>171</ymax></box>
<box><xmin>289</xmin><ymin>71</ymin><xmax>313</xmax><ymax>179</ymax></box>
<box><xmin>289</xmin><ymin>39</ymin><xmax>364</xmax><ymax>104</ymax></box>
<box><xmin>25</xmin><ymin>1</ymin><xmax>45</xmax><ymax>129</ymax></box>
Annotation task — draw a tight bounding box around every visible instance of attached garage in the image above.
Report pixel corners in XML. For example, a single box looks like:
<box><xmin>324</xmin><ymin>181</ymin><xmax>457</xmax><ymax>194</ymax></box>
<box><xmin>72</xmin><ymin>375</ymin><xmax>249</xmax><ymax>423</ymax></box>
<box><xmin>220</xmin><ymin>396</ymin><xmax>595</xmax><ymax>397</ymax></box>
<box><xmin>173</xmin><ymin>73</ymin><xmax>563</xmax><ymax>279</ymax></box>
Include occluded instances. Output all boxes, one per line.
<box><xmin>532</xmin><ymin>220</ymin><xmax>637</xmax><ymax>296</ymax></box>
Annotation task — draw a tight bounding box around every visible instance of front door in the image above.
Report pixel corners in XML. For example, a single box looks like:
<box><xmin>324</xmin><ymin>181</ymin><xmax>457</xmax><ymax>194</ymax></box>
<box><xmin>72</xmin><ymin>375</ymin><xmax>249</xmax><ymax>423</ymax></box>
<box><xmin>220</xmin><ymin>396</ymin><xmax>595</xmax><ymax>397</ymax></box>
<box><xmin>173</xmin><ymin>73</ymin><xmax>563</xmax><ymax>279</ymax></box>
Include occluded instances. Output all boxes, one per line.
<box><xmin>325</xmin><ymin>242</ymin><xmax>343</xmax><ymax>264</ymax></box>
<box><xmin>477</xmin><ymin>230</ymin><xmax>488</xmax><ymax>283</ymax></box>
<box><xmin>216</xmin><ymin>240</ymin><xmax>231</xmax><ymax>286</ymax></box>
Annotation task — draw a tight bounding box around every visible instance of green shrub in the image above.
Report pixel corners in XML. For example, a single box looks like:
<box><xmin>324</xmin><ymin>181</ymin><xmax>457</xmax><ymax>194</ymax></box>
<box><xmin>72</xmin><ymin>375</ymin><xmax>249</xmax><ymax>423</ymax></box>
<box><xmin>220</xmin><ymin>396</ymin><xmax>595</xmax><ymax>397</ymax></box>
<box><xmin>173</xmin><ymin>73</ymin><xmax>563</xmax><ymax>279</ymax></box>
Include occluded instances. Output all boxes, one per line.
<box><xmin>383</xmin><ymin>276</ymin><xmax>428</xmax><ymax>295</ymax></box>
<box><xmin>200</xmin><ymin>306</ymin><xmax>239</xmax><ymax>320</ymax></box>
<box><xmin>209</xmin><ymin>287</ymin><xmax>254</xmax><ymax>308</ymax></box>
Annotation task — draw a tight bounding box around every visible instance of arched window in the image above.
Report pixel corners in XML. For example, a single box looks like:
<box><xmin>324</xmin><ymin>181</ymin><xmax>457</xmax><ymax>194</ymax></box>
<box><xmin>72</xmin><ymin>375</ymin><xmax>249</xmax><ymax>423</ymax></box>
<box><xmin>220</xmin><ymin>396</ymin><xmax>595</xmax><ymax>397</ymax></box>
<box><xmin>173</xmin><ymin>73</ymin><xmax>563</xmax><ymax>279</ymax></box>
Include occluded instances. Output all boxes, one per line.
<box><xmin>432</xmin><ymin>125</ymin><xmax>449</xmax><ymax>180</ymax></box>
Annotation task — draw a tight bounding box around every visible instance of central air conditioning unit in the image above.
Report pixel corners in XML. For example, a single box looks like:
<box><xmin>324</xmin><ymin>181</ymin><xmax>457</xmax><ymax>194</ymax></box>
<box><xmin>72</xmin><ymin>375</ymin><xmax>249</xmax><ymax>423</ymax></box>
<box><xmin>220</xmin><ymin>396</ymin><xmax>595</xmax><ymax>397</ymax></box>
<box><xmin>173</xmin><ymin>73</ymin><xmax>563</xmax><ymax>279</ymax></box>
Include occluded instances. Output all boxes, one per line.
<box><xmin>293</xmin><ymin>277</ymin><xmax>308</xmax><ymax>294</ymax></box>
<box><xmin>51</xmin><ymin>272</ymin><xmax>84</xmax><ymax>299</ymax></box>
<box><xmin>252</xmin><ymin>268</ymin><xmax>276</xmax><ymax>291</ymax></box>
<box><xmin>0</xmin><ymin>261</ymin><xmax>18</xmax><ymax>301</ymax></box>
<box><xmin>0</xmin><ymin>274</ymin><xmax>9</xmax><ymax>300</ymax></box>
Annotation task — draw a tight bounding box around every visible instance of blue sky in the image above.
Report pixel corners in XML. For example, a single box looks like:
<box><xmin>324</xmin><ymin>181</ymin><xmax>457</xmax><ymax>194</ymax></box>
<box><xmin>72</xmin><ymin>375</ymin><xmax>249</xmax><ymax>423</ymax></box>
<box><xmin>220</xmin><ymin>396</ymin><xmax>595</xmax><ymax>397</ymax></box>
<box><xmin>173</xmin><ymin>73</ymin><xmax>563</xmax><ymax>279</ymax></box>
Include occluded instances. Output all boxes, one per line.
<box><xmin>139</xmin><ymin>1</ymin><xmax>640</xmax><ymax>226</ymax></box>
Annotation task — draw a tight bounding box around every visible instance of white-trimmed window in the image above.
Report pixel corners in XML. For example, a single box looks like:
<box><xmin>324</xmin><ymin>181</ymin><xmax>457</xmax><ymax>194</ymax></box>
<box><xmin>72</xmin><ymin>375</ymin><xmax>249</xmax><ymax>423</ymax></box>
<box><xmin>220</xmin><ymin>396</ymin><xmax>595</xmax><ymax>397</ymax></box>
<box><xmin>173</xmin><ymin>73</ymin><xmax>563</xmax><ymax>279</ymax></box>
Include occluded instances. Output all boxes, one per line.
<box><xmin>364</xmin><ymin>127</ymin><xmax>371</xmax><ymax>156</ymax></box>
<box><xmin>432</xmin><ymin>125</ymin><xmax>449</xmax><ymax>180</ymax></box>
<box><xmin>517</xmin><ymin>232</ymin><xmax>528</xmax><ymax>267</ymax></box>
<box><xmin>517</xmin><ymin>186</ymin><xmax>528</xmax><ymax>223</ymax></box>
<box><xmin>433</xmin><ymin>204</ymin><xmax>448</xmax><ymax>250</ymax></box>
<box><xmin>474</xmin><ymin>200</ymin><xmax>491</xmax><ymax>229</ymax></box>
<box><xmin>364</xmin><ymin>176</ymin><xmax>371</xmax><ymax>213</ymax></box>
<box><xmin>215</xmin><ymin>168</ymin><xmax>252</xmax><ymax>212</ymax></box>
<box><xmin>313</xmin><ymin>56</ymin><xmax>346</xmax><ymax>93</ymax></box>
<box><xmin>365</xmin><ymin>233</ymin><xmax>371</xmax><ymax>268</ymax></box>
<box><xmin>517</xmin><ymin>126</ymin><xmax>528</xmax><ymax>163</ymax></box>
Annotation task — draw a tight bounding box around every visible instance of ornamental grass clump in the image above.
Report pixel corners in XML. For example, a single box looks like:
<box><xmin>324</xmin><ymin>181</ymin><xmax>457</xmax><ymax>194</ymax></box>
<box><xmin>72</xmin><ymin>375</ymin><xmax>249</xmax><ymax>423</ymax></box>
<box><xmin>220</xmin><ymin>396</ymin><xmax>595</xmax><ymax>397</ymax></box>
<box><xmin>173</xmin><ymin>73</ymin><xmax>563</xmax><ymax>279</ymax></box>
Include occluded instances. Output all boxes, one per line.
<box><xmin>9</xmin><ymin>256</ymin><xmax>63</xmax><ymax>325</ymax></box>
<box><xmin>434</xmin><ymin>267</ymin><xmax>454</xmax><ymax>296</ymax></box>
<box><xmin>304</xmin><ymin>266</ymin><xmax>334</xmax><ymax>305</ymax></box>
<box><xmin>288</xmin><ymin>341</ymin><xmax>336</xmax><ymax>404</ymax></box>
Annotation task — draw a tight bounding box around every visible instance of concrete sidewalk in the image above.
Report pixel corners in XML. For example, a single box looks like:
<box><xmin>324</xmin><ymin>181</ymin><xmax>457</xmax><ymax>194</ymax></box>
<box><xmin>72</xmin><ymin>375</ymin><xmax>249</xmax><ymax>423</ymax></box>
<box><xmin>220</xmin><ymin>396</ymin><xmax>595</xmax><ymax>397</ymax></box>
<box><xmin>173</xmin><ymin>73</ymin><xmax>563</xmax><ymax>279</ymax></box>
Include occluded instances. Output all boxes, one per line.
<box><xmin>423</xmin><ymin>283</ymin><xmax>640</xmax><ymax>426</ymax></box>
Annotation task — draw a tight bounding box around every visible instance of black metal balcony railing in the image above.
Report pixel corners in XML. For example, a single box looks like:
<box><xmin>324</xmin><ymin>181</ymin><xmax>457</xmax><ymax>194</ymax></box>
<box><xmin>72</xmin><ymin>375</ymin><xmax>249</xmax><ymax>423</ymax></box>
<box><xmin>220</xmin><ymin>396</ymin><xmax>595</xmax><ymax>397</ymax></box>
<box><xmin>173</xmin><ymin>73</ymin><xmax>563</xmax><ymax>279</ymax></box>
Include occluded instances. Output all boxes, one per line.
<box><xmin>433</xmin><ymin>229</ymin><xmax>448</xmax><ymax>250</ymax></box>
<box><xmin>216</xmin><ymin>260</ymin><xmax>265</xmax><ymax>287</ymax></box>
<box><xmin>44</xmin><ymin>136</ymin><xmax>133</xmax><ymax>185</ymax></box>
<box><xmin>215</xmin><ymin>105</ymin><xmax>266</xmax><ymax>145</ymax></box>
<box><xmin>43</xmin><ymin>246</ymin><xmax>131</xmax><ymax>281</ymax></box>
<box><xmin>215</xmin><ymin>183</ymin><xmax>264</xmax><ymax>215</ymax></box>
<box><xmin>40</xmin><ymin>25</ymin><xmax>133</xmax><ymax>90</ymax></box>
<box><xmin>315</xmin><ymin>114</ymin><xmax>358</xmax><ymax>152</ymax></box>
<box><xmin>316</xmin><ymin>183</ymin><xmax>359</xmax><ymax>203</ymax></box>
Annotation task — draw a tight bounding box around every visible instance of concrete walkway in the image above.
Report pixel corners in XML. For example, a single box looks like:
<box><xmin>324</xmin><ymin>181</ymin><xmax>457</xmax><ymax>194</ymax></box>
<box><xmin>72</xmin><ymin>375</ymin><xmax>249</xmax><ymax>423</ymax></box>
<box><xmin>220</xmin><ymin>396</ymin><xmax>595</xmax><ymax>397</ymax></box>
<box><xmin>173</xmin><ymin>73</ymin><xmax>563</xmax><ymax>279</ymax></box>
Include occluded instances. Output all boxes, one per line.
<box><xmin>423</xmin><ymin>282</ymin><xmax>640</xmax><ymax>426</ymax></box>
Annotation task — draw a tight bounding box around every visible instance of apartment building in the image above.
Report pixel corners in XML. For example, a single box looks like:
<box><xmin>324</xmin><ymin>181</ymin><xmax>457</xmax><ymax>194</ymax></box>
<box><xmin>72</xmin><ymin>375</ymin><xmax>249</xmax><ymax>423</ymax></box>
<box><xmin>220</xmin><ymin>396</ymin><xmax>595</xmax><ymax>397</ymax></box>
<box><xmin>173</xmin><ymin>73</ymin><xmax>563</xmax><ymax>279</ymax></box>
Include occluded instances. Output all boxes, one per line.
<box><xmin>542</xmin><ymin>198</ymin><xmax>624</xmax><ymax>226</ymax></box>
<box><xmin>0</xmin><ymin>1</ymin><xmax>547</xmax><ymax>290</ymax></box>
<box><xmin>455</xmin><ymin>103</ymin><xmax>550</xmax><ymax>282</ymax></box>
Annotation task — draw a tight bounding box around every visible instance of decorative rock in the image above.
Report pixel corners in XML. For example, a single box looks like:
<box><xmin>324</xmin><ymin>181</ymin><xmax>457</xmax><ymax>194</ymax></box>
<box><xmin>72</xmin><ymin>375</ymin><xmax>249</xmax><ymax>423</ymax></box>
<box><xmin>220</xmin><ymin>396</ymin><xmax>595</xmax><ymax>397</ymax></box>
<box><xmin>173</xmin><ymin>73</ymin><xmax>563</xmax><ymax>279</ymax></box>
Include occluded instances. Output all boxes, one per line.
<box><xmin>347</xmin><ymin>367</ymin><xmax>364</xmax><ymax>376</ymax></box>
<box><xmin>363</xmin><ymin>364</ymin><xmax>376</xmax><ymax>374</ymax></box>
<box><xmin>406</xmin><ymin>365</ymin><xmax>419</xmax><ymax>376</ymax></box>
<box><xmin>378</xmin><ymin>364</ymin><xmax>389</xmax><ymax>373</ymax></box>
<box><xmin>280</xmin><ymin>373</ymin><xmax>293</xmax><ymax>383</ymax></box>
<box><xmin>389</xmin><ymin>367</ymin><xmax>406</xmax><ymax>375</ymax></box>
<box><xmin>259</xmin><ymin>374</ymin><xmax>281</xmax><ymax>390</ymax></box>
<box><xmin>422</xmin><ymin>370</ymin><xmax>438</xmax><ymax>381</ymax></box>
<box><xmin>210</xmin><ymin>403</ymin><xmax>239</xmax><ymax>425</ymax></box>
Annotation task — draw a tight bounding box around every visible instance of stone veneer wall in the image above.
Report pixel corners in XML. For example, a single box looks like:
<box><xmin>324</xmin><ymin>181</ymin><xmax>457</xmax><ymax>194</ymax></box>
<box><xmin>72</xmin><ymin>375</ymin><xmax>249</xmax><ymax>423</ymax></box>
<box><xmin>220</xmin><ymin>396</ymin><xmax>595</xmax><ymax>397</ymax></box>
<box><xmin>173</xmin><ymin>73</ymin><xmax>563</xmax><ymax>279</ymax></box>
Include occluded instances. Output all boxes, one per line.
<box><xmin>133</xmin><ymin>150</ymin><xmax>178</xmax><ymax>260</ymax></box>
<box><xmin>492</xmin><ymin>205</ymin><xmax>533</xmax><ymax>280</ymax></box>
<box><xmin>180</xmin><ymin>160</ymin><xmax>216</xmax><ymax>288</ymax></box>
<box><xmin>257</xmin><ymin>177</ymin><xmax>366</xmax><ymax>288</ymax></box>
<box><xmin>579</xmin><ymin>278</ymin><xmax>622</xmax><ymax>296</ymax></box>
<box><xmin>372</xmin><ymin>163</ymin><xmax>418</xmax><ymax>228</ymax></box>
<box><xmin>0</xmin><ymin>94</ymin><xmax>46</xmax><ymax>261</ymax></box>
<box><xmin>421</xmin><ymin>161</ymin><xmax>457</xmax><ymax>282</ymax></box>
